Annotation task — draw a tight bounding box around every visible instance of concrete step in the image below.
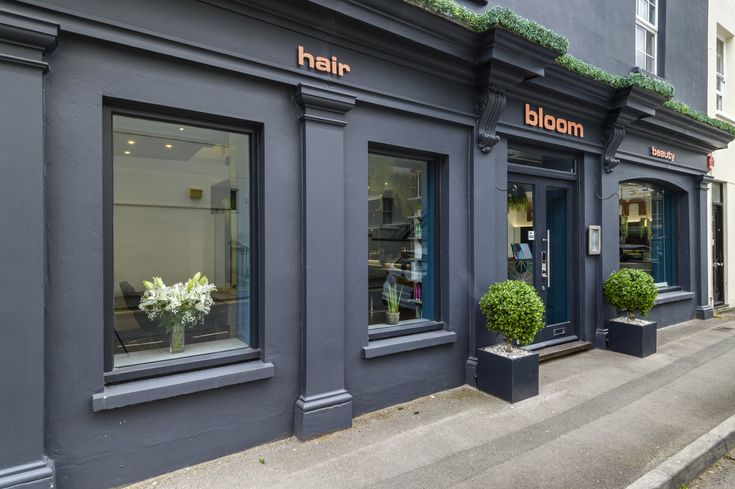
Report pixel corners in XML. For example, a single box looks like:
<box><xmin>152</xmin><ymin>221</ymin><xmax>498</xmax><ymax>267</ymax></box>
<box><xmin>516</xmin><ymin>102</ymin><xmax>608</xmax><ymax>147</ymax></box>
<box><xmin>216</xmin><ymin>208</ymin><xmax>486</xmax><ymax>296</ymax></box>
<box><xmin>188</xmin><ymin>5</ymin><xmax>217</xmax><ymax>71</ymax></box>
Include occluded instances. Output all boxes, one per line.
<box><xmin>537</xmin><ymin>339</ymin><xmax>592</xmax><ymax>362</ymax></box>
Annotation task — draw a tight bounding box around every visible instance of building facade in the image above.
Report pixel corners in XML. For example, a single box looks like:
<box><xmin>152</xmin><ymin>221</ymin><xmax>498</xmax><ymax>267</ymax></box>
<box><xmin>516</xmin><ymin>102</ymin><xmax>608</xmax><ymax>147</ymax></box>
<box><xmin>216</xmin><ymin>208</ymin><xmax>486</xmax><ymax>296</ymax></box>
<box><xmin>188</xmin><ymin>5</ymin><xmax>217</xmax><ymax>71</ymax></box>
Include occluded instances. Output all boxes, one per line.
<box><xmin>708</xmin><ymin>0</ymin><xmax>735</xmax><ymax>309</ymax></box>
<box><xmin>0</xmin><ymin>1</ymin><xmax>731</xmax><ymax>488</ymax></box>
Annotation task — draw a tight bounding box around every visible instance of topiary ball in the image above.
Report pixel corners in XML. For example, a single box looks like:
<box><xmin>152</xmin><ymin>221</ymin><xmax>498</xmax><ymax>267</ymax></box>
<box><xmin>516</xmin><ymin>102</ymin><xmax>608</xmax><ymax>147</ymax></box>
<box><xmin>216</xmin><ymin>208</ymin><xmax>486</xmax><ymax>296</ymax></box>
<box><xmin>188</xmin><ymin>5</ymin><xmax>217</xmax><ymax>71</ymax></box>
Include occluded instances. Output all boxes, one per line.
<box><xmin>479</xmin><ymin>280</ymin><xmax>545</xmax><ymax>346</ymax></box>
<box><xmin>603</xmin><ymin>269</ymin><xmax>658</xmax><ymax>318</ymax></box>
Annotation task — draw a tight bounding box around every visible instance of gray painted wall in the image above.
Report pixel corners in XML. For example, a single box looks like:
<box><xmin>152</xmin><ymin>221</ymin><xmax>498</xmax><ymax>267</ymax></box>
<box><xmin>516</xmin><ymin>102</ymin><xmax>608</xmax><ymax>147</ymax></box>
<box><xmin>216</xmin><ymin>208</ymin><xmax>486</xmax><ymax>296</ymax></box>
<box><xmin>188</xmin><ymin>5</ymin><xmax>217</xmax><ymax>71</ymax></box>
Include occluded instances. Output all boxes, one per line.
<box><xmin>0</xmin><ymin>1</ymin><xmax>725</xmax><ymax>488</ymax></box>
<box><xmin>456</xmin><ymin>0</ymin><xmax>709</xmax><ymax>112</ymax></box>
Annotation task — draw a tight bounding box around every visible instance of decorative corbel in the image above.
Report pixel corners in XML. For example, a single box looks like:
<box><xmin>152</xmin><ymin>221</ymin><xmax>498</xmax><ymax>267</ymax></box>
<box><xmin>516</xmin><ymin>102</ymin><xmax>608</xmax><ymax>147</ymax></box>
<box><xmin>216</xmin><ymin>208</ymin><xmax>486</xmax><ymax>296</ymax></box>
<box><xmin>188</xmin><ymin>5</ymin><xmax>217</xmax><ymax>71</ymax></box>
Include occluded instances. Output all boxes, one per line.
<box><xmin>602</xmin><ymin>122</ymin><xmax>625</xmax><ymax>173</ymax></box>
<box><xmin>476</xmin><ymin>85</ymin><xmax>506</xmax><ymax>154</ymax></box>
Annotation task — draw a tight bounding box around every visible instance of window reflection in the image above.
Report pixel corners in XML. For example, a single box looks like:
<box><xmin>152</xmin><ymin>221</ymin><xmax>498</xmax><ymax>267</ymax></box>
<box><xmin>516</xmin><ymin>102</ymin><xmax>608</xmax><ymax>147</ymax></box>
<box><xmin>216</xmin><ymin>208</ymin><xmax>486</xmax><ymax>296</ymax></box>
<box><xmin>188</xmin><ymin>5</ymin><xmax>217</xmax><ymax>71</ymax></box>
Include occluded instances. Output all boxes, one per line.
<box><xmin>619</xmin><ymin>182</ymin><xmax>676</xmax><ymax>287</ymax></box>
<box><xmin>367</xmin><ymin>153</ymin><xmax>435</xmax><ymax>327</ymax></box>
<box><xmin>112</xmin><ymin>115</ymin><xmax>252</xmax><ymax>367</ymax></box>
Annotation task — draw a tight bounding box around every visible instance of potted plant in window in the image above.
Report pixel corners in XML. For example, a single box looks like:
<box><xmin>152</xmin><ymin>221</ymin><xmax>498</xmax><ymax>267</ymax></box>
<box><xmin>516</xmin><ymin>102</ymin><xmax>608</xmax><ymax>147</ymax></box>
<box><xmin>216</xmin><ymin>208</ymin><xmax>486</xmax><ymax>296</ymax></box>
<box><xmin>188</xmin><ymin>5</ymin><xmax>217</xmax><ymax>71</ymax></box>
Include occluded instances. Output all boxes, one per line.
<box><xmin>477</xmin><ymin>280</ymin><xmax>545</xmax><ymax>403</ymax></box>
<box><xmin>139</xmin><ymin>273</ymin><xmax>217</xmax><ymax>354</ymax></box>
<box><xmin>603</xmin><ymin>269</ymin><xmax>658</xmax><ymax>358</ymax></box>
<box><xmin>385</xmin><ymin>283</ymin><xmax>401</xmax><ymax>325</ymax></box>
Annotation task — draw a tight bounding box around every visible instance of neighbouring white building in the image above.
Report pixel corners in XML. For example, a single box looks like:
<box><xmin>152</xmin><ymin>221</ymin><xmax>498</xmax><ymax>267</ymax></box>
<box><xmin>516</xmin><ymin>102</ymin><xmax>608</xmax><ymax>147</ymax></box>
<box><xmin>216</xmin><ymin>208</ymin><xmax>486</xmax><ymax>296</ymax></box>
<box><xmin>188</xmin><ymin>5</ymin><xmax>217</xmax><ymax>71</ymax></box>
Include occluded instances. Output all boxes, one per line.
<box><xmin>709</xmin><ymin>0</ymin><xmax>735</xmax><ymax>309</ymax></box>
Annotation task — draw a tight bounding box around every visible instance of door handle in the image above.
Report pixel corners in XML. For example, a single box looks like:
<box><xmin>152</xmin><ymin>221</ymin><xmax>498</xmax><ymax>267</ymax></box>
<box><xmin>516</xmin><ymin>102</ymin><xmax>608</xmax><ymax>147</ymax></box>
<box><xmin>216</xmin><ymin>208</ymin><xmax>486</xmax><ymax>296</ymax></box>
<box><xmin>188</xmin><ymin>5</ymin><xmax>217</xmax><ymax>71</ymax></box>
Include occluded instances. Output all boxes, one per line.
<box><xmin>546</xmin><ymin>230</ymin><xmax>551</xmax><ymax>288</ymax></box>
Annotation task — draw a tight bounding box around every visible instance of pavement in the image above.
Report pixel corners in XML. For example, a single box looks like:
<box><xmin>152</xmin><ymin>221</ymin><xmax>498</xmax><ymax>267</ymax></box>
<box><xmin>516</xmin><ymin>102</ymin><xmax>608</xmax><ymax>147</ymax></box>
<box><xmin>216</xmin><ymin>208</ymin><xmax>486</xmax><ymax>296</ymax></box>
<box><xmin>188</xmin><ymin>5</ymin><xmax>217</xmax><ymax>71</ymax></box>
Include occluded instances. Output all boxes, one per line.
<box><xmin>123</xmin><ymin>314</ymin><xmax>735</xmax><ymax>489</ymax></box>
<box><xmin>690</xmin><ymin>448</ymin><xmax>735</xmax><ymax>489</ymax></box>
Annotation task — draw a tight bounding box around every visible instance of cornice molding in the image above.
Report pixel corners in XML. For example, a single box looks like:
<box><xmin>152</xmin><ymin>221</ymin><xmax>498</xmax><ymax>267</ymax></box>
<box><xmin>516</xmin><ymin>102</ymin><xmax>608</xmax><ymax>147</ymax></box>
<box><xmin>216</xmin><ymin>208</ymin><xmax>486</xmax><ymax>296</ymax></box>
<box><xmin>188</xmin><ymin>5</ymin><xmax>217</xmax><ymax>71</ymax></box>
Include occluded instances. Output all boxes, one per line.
<box><xmin>0</xmin><ymin>9</ymin><xmax>57</xmax><ymax>50</ymax></box>
<box><xmin>296</xmin><ymin>84</ymin><xmax>356</xmax><ymax>126</ymax></box>
<box><xmin>602</xmin><ymin>87</ymin><xmax>666</xmax><ymax>173</ymax></box>
<box><xmin>0</xmin><ymin>8</ymin><xmax>57</xmax><ymax>71</ymax></box>
<box><xmin>475</xmin><ymin>27</ymin><xmax>557</xmax><ymax>154</ymax></box>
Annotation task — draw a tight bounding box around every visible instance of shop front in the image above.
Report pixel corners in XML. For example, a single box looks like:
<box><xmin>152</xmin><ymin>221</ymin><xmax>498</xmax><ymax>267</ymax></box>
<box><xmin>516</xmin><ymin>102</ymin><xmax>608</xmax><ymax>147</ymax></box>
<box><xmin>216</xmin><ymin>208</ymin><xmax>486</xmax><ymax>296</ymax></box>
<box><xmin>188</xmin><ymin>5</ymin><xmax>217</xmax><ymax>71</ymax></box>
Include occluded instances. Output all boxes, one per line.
<box><xmin>0</xmin><ymin>2</ymin><xmax>731</xmax><ymax>489</ymax></box>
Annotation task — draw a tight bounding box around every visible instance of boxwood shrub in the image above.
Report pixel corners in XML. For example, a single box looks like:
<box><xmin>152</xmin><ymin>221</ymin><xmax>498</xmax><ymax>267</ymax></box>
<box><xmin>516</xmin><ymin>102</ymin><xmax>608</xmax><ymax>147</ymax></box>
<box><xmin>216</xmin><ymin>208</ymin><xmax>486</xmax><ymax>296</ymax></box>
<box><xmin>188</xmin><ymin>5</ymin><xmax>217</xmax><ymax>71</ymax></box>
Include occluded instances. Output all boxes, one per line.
<box><xmin>603</xmin><ymin>269</ymin><xmax>658</xmax><ymax>320</ymax></box>
<box><xmin>479</xmin><ymin>280</ymin><xmax>545</xmax><ymax>350</ymax></box>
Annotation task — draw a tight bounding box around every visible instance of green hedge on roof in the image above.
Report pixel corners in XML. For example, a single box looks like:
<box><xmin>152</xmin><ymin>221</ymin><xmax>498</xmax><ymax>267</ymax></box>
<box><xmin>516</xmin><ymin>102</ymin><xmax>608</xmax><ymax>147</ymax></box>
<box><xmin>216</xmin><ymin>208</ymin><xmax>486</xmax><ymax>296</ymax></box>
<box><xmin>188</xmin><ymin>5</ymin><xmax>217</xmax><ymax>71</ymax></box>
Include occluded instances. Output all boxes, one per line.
<box><xmin>406</xmin><ymin>0</ymin><xmax>568</xmax><ymax>54</ymax></box>
<box><xmin>405</xmin><ymin>0</ymin><xmax>735</xmax><ymax>135</ymax></box>
<box><xmin>555</xmin><ymin>54</ymin><xmax>674</xmax><ymax>99</ymax></box>
<box><xmin>664</xmin><ymin>100</ymin><xmax>735</xmax><ymax>136</ymax></box>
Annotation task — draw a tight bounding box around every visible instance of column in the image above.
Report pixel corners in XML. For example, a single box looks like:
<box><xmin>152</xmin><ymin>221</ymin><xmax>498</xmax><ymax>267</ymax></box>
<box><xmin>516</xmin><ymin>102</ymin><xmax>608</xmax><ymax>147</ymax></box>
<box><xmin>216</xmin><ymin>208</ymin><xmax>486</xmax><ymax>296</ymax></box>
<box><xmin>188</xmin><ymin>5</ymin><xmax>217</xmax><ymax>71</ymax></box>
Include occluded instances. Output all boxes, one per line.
<box><xmin>0</xmin><ymin>10</ymin><xmax>58</xmax><ymax>489</ymax></box>
<box><xmin>294</xmin><ymin>84</ymin><xmax>355</xmax><ymax>439</ymax></box>
<box><xmin>696</xmin><ymin>174</ymin><xmax>715</xmax><ymax>319</ymax></box>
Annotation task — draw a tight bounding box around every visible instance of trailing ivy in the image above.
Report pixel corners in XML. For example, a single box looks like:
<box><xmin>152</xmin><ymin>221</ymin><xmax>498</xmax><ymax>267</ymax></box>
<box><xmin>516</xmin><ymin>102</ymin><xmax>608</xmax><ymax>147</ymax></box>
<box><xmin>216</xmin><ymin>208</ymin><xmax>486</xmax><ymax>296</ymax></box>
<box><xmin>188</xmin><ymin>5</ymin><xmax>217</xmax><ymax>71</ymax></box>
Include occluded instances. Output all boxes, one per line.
<box><xmin>664</xmin><ymin>100</ymin><xmax>735</xmax><ymax>136</ymax></box>
<box><xmin>554</xmin><ymin>54</ymin><xmax>622</xmax><ymax>87</ymax></box>
<box><xmin>554</xmin><ymin>55</ymin><xmax>674</xmax><ymax>99</ymax></box>
<box><xmin>624</xmin><ymin>72</ymin><xmax>674</xmax><ymax>99</ymax></box>
<box><xmin>405</xmin><ymin>0</ymin><xmax>568</xmax><ymax>54</ymax></box>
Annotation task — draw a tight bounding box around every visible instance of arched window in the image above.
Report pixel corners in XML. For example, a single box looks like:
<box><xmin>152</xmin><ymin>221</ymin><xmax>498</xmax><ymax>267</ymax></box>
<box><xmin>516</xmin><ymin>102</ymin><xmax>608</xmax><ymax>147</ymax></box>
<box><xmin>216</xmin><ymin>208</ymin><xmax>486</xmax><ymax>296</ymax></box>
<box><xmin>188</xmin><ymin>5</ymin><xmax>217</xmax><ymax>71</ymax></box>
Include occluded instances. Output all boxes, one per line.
<box><xmin>619</xmin><ymin>181</ymin><xmax>677</xmax><ymax>287</ymax></box>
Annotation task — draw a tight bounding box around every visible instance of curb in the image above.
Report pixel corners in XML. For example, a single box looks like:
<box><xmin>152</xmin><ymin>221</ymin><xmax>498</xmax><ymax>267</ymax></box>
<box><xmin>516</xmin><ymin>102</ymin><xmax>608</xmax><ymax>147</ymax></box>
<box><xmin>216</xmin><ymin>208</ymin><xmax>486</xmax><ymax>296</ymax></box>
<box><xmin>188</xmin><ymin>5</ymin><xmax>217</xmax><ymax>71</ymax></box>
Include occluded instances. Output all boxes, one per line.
<box><xmin>626</xmin><ymin>414</ymin><xmax>735</xmax><ymax>489</ymax></box>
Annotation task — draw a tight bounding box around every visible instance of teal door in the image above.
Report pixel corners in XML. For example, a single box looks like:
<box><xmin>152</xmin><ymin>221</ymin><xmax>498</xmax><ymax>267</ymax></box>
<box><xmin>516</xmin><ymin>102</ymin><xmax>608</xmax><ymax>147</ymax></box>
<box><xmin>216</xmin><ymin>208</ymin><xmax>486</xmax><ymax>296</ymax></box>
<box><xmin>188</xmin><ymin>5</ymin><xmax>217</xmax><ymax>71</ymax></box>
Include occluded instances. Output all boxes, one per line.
<box><xmin>507</xmin><ymin>175</ymin><xmax>576</xmax><ymax>346</ymax></box>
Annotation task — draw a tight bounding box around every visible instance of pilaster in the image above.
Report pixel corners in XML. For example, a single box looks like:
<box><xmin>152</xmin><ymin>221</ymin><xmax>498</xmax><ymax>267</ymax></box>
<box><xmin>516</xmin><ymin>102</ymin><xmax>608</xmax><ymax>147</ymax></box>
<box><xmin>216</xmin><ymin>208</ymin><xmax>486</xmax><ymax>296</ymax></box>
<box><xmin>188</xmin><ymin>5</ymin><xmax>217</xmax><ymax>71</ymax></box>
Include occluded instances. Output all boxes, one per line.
<box><xmin>294</xmin><ymin>84</ymin><xmax>355</xmax><ymax>439</ymax></box>
<box><xmin>697</xmin><ymin>174</ymin><xmax>715</xmax><ymax>319</ymax></box>
<box><xmin>0</xmin><ymin>9</ymin><xmax>57</xmax><ymax>489</ymax></box>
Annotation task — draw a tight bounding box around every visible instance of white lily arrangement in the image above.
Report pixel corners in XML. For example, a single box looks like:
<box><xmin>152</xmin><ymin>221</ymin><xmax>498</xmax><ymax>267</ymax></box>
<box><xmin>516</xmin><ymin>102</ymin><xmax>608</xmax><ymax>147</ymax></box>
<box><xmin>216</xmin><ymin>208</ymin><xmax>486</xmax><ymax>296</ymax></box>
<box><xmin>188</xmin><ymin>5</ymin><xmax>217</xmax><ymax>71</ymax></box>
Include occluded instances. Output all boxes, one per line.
<box><xmin>139</xmin><ymin>273</ymin><xmax>217</xmax><ymax>332</ymax></box>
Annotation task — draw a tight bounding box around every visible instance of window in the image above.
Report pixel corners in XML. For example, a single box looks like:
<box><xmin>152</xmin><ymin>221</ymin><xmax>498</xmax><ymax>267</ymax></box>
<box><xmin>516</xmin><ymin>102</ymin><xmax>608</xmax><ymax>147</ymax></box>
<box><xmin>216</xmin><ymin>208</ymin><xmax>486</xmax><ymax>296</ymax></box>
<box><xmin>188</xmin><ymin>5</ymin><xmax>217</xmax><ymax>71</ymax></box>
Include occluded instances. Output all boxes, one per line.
<box><xmin>636</xmin><ymin>0</ymin><xmax>657</xmax><ymax>73</ymax></box>
<box><xmin>367</xmin><ymin>152</ymin><xmax>436</xmax><ymax>329</ymax></box>
<box><xmin>619</xmin><ymin>182</ymin><xmax>676</xmax><ymax>287</ymax></box>
<box><xmin>109</xmin><ymin>112</ymin><xmax>255</xmax><ymax>371</ymax></box>
<box><xmin>717</xmin><ymin>37</ymin><xmax>726</xmax><ymax>112</ymax></box>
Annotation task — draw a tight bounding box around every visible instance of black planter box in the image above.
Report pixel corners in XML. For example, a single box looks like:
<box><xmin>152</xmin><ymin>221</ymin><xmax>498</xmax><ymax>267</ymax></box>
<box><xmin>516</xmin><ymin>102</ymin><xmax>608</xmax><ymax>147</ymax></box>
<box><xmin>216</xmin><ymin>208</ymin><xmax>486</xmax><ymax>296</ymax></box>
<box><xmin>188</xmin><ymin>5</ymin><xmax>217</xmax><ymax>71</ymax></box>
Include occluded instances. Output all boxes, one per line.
<box><xmin>476</xmin><ymin>347</ymin><xmax>539</xmax><ymax>403</ymax></box>
<box><xmin>607</xmin><ymin>317</ymin><xmax>657</xmax><ymax>358</ymax></box>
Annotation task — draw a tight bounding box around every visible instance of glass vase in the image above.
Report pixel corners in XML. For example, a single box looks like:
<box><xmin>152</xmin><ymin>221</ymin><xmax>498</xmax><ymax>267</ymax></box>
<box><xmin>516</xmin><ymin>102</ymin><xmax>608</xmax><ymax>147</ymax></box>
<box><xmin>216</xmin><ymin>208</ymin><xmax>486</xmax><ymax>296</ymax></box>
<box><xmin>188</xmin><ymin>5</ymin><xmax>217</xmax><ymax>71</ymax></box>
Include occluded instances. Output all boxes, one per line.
<box><xmin>170</xmin><ymin>323</ymin><xmax>185</xmax><ymax>354</ymax></box>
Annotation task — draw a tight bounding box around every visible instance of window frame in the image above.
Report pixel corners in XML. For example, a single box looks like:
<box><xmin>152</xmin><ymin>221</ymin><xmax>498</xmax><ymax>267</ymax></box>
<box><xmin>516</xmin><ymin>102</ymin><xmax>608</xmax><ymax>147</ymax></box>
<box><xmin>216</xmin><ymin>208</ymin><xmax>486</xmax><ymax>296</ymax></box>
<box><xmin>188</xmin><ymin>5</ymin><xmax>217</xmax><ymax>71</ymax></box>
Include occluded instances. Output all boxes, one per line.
<box><xmin>617</xmin><ymin>180</ymin><xmax>678</xmax><ymax>289</ymax></box>
<box><xmin>716</xmin><ymin>37</ymin><xmax>727</xmax><ymax>112</ymax></box>
<box><xmin>102</xmin><ymin>101</ymin><xmax>262</xmax><ymax>382</ymax></box>
<box><xmin>366</xmin><ymin>145</ymin><xmax>445</xmax><ymax>341</ymax></box>
<box><xmin>635</xmin><ymin>0</ymin><xmax>658</xmax><ymax>74</ymax></box>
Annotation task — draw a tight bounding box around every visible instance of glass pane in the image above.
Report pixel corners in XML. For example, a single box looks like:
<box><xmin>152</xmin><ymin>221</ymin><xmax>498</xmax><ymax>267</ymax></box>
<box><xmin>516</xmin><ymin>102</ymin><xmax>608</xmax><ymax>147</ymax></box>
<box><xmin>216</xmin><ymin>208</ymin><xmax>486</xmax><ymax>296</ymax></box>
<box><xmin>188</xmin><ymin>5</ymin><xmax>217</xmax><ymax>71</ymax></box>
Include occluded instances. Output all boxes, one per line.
<box><xmin>637</xmin><ymin>0</ymin><xmax>646</xmax><ymax>18</ymax></box>
<box><xmin>546</xmin><ymin>187</ymin><xmax>568</xmax><ymax>325</ymax></box>
<box><xmin>717</xmin><ymin>94</ymin><xmax>724</xmax><ymax>111</ymax></box>
<box><xmin>717</xmin><ymin>39</ymin><xmax>725</xmax><ymax>75</ymax></box>
<box><xmin>508</xmin><ymin>144</ymin><xmax>576</xmax><ymax>173</ymax></box>
<box><xmin>507</xmin><ymin>183</ymin><xmax>534</xmax><ymax>284</ymax></box>
<box><xmin>636</xmin><ymin>49</ymin><xmax>646</xmax><ymax>70</ymax></box>
<box><xmin>645</xmin><ymin>30</ymin><xmax>655</xmax><ymax>56</ymax></box>
<box><xmin>713</xmin><ymin>182</ymin><xmax>723</xmax><ymax>204</ymax></box>
<box><xmin>646</xmin><ymin>53</ymin><xmax>656</xmax><ymax>73</ymax></box>
<box><xmin>368</xmin><ymin>154</ymin><xmax>434</xmax><ymax>327</ymax></box>
<box><xmin>113</xmin><ymin>115</ymin><xmax>252</xmax><ymax>367</ymax></box>
<box><xmin>619</xmin><ymin>182</ymin><xmax>676</xmax><ymax>287</ymax></box>
<box><xmin>647</xmin><ymin>2</ymin><xmax>656</xmax><ymax>26</ymax></box>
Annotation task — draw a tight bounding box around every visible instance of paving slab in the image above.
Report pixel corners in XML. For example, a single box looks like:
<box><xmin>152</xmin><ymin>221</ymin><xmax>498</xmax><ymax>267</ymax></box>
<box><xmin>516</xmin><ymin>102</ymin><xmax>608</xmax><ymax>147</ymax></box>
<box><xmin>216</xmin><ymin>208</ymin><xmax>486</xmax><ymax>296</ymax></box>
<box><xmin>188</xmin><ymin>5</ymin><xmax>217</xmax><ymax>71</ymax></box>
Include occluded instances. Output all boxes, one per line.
<box><xmin>123</xmin><ymin>316</ymin><xmax>735</xmax><ymax>489</ymax></box>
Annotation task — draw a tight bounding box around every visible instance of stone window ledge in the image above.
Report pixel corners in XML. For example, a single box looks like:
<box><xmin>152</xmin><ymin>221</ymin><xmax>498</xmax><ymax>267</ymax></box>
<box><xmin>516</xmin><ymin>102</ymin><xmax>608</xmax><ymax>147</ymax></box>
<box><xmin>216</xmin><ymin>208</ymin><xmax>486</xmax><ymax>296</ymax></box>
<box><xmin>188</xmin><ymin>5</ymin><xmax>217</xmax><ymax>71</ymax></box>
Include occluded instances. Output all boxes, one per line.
<box><xmin>92</xmin><ymin>360</ymin><xmax>274</xmax><ymax>411</ymax></box>
<box><xmin>361</xmin><ymin>330</ymin><xmax>457</xmax><ymax>359</ymax></box>
<box><xmin>655</xmin><ymin>290</ymin><xmax>695</xmax><ymax>305</ymax></box>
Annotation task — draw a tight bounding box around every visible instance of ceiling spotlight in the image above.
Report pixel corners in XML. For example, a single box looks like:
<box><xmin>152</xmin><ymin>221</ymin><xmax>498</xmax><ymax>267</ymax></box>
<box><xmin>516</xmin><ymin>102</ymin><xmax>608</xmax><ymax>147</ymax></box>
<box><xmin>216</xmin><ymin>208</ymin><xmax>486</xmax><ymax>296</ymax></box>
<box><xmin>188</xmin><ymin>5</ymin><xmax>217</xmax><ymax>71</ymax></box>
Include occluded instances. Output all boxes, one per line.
<box><xmin>127</xmin><ymin>140</ymin><xmax>135</xmax><ymax>145</ymax></box>
<box><xmin>165</xmin><ymin>144</ymin><xmax>173</xmax><ymax>149</ymax></box>
<box><xmin>178</xmin><ymin>127</ymin><xmax>185</xmax><ymax>131</ymax></box>
<box><xmin>124</xmin><ymin>150</ymin><xmax>131</xmax><ymax>155</ymax></box>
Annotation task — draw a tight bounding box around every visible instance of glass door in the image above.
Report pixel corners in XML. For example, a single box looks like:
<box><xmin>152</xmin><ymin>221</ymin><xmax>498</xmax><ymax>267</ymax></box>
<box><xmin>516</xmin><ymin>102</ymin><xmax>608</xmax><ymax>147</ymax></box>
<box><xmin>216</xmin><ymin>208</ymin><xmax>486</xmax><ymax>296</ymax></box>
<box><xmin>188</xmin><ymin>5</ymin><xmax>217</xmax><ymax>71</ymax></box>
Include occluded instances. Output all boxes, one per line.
<box><xmin>507</xmin><ymin>175</ymin><xmax>576</xmax><ymax>346</ymax></box>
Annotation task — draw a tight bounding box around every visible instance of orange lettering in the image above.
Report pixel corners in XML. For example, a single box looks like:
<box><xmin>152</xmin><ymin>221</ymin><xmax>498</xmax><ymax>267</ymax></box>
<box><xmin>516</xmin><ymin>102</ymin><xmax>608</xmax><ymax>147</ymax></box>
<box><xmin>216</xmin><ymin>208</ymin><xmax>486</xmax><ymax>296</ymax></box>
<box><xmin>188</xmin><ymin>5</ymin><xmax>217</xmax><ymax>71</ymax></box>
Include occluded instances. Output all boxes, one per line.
<box><xmin>298</xmin><ymin>45</ymin><xmax>314</xmax><ymax>69</ymax></box>
<box><xmin>525</xmin><ymin>104</ymin><xmax>538</xmax><ymax>127</ymax></box>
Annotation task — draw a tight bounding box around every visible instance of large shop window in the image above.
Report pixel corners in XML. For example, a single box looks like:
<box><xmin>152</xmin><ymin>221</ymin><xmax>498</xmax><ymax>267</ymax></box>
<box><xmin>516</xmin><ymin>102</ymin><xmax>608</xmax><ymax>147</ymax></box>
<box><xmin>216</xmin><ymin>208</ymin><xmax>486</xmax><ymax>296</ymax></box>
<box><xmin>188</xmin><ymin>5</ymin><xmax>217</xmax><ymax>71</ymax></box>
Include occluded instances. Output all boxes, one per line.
<box><xmin>368</xmin><ymin>153</ymin><xmax>436</xmax><ymax>330</ymax></box>
<box><xmin>619</xmin><ymin>182</ymin><xmax>676</xmax><ymax>287</ymax></box>
<box><xmin>110</xmin><ymin>113</ymin><xmax>254</xmax><ymax>371</ymax></box>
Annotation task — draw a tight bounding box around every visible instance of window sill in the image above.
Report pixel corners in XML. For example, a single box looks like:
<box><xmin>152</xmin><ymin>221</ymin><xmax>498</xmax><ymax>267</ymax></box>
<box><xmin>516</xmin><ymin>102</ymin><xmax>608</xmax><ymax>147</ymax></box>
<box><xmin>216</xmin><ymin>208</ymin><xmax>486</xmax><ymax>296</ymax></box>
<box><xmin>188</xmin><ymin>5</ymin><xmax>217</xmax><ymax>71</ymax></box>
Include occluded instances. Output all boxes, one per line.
<box><xmin>715</xmin><ymin>111</ymin><xmax>735</xmax><ymax>125</ymax></box>
<box><xmin>361</xmin><ymin>329</ymin><xmax>456</xmax><ymax>359</ymax></box>
<box><xmin>105</xmin><ymin>347</ymin><xmax>260</xmax><ymax>384</ymax></box>
<box><xmin>91</xmin><ymin>360</ymin><xmax>274</xmax><ymax>411</ymax></box>
<box><xmin>368</xmin><ymin>320</ymin><xmax>443</xmax><ymax>341</ymax></box>
<box><xmin>655</xmin><ymin>290</ymin><xmax>694</xmax><ymax>305</ymax></box>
